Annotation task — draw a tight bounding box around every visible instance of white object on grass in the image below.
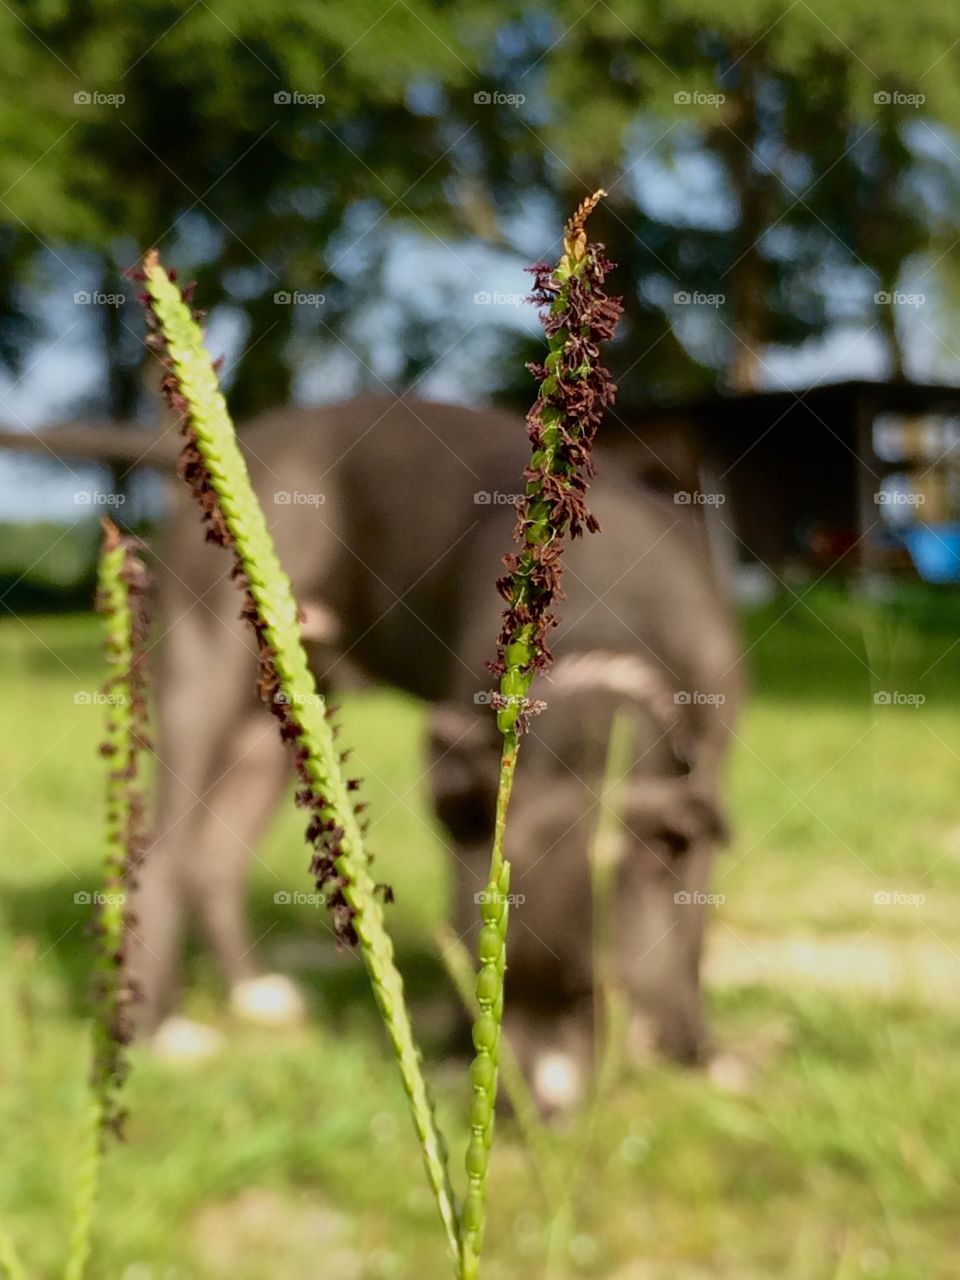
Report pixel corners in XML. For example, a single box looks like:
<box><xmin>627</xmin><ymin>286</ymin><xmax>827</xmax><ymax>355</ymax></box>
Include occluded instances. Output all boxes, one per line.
<box><xmin>151</xmin><ymin>1016</ymin><xmax>224</xmax><ymax>1062</ymax></box>
<box><xmin>230</xmin><ymin>973</ymin><xmax>306</xmax><ymax>1026</ymax></box>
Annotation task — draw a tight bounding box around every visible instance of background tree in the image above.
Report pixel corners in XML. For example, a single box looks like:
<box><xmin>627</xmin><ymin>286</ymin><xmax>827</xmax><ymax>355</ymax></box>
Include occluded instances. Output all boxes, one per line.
<box><xmin>1</xmin><ymin>0</ymin><xmax>960</xmax><ymax>436</ymax></box>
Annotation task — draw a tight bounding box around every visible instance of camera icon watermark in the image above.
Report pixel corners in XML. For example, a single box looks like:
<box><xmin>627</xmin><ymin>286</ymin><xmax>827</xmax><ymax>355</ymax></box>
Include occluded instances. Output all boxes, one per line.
<box><xmin>74</xmin><ymin>291</ymin><xmax>125</xmax><ymax>307</ymax></box>
<box><xmin>274</xmin><ymin>90</ymin><xmax>325</xmax><ymax>107</ymax></box>
<box><xmin>273</xmin><ymin>290</ymin><xmax>325</xmax><ymax>306</ymax></box>
<box><xmin>73</xmin><ymin>690</ymin><xmax>127</xmax><ymax>706</ymax></box>
<box><xmin>674</xmin><ymin>490</ymin><xmax>725</xmax><ymax>506</ymax></box>
<box><xmin>74</xmin><ymin>890</ymin><xmax>126</xmax><ymax>906</ymax></box>
<box><xmin>674</xmin><ymin>690</ymin><xmax>726</xmax><ymax>706</ymax></box>
<box><xmin>74</xmin><ymin>490</ymin><xmax>126</xmax><ymax>506</ymax></box>
<box><xmin>474</xmin><ymin>889</ymin><xmax>526</xmax><ymax>907</ymax></box>
<box><xmin>874</xmin><ymin>290</ymin><xmax>925</xmax><ymax>308</ymax></box>
<box><xmin>473</xmin><ymin>290</ymin><xmax>525</xmax><ymax>306</ymax></box>
<box><xmin>273</xmin><ymin>690</ymin><xmax>323</xmax><ymax>708</ymax></box>
<box><xmin>873</xmin><ymin>690</ymin><xmax>925</xmax><ymax>707</ymax></box>
<box><xmin>474</xmin><ymin>490</ymin><xmax>523</xmax><ymax>506</ymax></box>
<box><xmin>673</xmin><ymin>290</ymin><xmax>725</xmax><ymax>307</ymax></box>
<box><xmin>273</xmin><ymin>490</ymin><xmax>326</xmax><ymax>506</ymax></box>
<box><xmin>74</xmin><ymin>90</ymin><xmax>125</xmax><ymax>108</ymax></box>
<box><xmin>673</xmin><ymin>90</ymin><xmax>725</xmax><ymax>106</ymax></box>
<box><xmin>874</xmin><ymin>491</ymin><xmax>924</xmax><ymax>506</ymax></box>
<box><xmin>873</xmin><ymin>889</ymin><xmax>925</xmax><ymax>907</ymax></box>
<box><xmin>473</xmin><ymin>90</ymin><xmax>525</xmax><ymax>106</ymax></box>
<box><xmin>874</xmin><ymin>90</ymin><xmax>925</xmax><ymax>107</ymax></box>
<box><xmin>274</xmin><ymin>889</ymin><xmax>325</xmax><ymax>907</ymax></box>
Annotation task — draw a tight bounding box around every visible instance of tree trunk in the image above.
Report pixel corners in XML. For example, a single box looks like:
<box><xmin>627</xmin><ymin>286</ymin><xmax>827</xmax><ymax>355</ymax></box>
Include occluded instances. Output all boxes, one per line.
<box><xmin>101</xmin><ymin>261</ymin><xmax>142</xmax><ymax>520</ymax></box>
<box><xmin>717</xmin><ymin>58</ymin><xmax>769</xmax><ymax>393</ymax></box>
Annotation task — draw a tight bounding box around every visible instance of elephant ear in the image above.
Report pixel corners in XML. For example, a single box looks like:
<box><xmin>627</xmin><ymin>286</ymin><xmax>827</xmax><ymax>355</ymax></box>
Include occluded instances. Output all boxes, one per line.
<box><xmin>660</xmin><ymin>787</ymin><xmax>730</xmax><ymax>854</ymax></box>
<box><xmin>625</xmin><ymin>777</ymin><xmax>730</xmax><ymax>858</ymax></box>
<box><xmin>427</xmin><ymin>706</ymin><xmax>502</xmax><ymax>844</ymax></box>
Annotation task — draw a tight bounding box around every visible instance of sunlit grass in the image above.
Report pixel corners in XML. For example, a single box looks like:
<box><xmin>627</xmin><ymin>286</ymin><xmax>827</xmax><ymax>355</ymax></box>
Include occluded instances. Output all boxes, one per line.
<box><xmin>1</xmin><ymin>585</ymin><xmax>960</xmax><ymax>1278</ymax></box>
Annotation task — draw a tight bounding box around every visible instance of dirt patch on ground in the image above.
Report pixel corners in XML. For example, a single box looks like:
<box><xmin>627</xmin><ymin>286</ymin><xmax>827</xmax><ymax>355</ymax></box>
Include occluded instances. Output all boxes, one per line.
<box><xmin>705</xmin><ymin>928</ymin><xmax>960</xmax><ymax>1006</ymax></box>
<box><xmin>191</xmin><ymin>1188</ymin><xmax>364</xmax><ymax>1278</ymax></box>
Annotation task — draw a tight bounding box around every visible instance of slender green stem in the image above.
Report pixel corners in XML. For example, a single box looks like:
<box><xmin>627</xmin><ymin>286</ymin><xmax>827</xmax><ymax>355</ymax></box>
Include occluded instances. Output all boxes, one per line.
<box><xmin>63</xmin><ymin>1096</ymin><xmax>103</xmax><ymax>1280</ymax></box>
<box><xmin>436</xmin><ymin>924</ymin><xmax>557</xmax><ymax>1199</ymax></box>
<box><xmin>460</xmin><ymin>734</ymin><xmax>519</xmax><ymax>1280</ymax></box>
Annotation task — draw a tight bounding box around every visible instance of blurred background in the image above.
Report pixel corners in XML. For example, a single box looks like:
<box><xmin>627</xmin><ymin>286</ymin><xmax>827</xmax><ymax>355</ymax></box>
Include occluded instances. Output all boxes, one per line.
<box><xmin>2</xmin><ymin>2</ymin><xmax>960</xmax><ymax>1277</ymax></box>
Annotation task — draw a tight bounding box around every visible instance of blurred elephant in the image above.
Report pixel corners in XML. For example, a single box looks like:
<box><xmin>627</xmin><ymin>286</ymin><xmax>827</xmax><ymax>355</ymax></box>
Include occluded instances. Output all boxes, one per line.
<box><xmin>1</xmin><ymin>394</ymin><xmax>740</xmax><ymax>1111</ymax></box>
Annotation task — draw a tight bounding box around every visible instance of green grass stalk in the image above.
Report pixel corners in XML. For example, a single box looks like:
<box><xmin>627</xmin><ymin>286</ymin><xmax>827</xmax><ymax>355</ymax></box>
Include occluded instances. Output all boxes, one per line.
<box><xmin>140</xmin><ymin>253</ymin><xmax>460</xmax><ymax>1267</ymax></box>
<box><xmin>435</xmin><ymin>924</ymin><xmax>556</xmax><ymax>1193</ymax></box>
<box><xmin>65</xmin><ymin>521</ymin><xmax>152</xmax><ymax>1280</ymax></box>
<box><xmin>63</xmin><ymin>1101</ymin><xmax>104</xmax><ymax>1280</ymax></box>
<box><xmin>461</xmin><ymin>191</ymin><xmax>623</xmax><ymax>1279</ymax></box>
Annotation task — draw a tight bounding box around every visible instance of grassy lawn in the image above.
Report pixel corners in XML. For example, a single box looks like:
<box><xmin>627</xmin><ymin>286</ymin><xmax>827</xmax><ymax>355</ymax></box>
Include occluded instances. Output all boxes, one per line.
<box><xmin>1</xmin><ymin>585</ymin><xmax>960</xmax><ymax>1279</ymax></box>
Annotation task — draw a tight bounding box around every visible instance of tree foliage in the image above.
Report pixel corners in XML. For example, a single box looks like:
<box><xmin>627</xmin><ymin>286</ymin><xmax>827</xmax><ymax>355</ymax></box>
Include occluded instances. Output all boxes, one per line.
<box><xmin>2</xmin><ymin>0</ymin><xmax>960</xmax><ymax>416</ymax></box>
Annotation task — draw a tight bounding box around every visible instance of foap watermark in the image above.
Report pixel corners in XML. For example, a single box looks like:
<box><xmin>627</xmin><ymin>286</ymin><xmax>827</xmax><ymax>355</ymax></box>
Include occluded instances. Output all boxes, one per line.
<box><xmin>274</xmin><ymin>90</ymin><xmax>326</xmax><ymax>107</ymax></box>
<box><xmin>474</xmin><ymin>889</ymin><xmax>526</xmax><ymax>907</ymax></box>
<box><xmin>473</xmin><ymin>690</ymin><xmax>540</xmax><ymax>708</ymax></box>
<box><xmin>674</xmin><ymin>90</ymin><xmax>726</xmax><ymax>107</ymax></box>
<box><xmin>874</xmin><ymin>491</ymin><xmax>924</xmax><ymax>507</ymax></box>
<box><xmin>273</xmin><ymin>690</ymin><xmax>323</xmax><ymax>709</ymax></box>
<box><xmin>74</xmin><ymin>90</ymin><xmax>125</xmax><ymax>108</ymax></box>
<box><xmin>74</xmin><ymin>290</ymin><xmax>126</xmax><ymax>307</ymax></box>
<box><xmin>474</xmin><ymin>90</ymin><xmax>526</xmax><ymax>107</ymax></box>
<box><xmin>674</xmin><ymin>490</ymin><xmax>725</xmax><ymax>507</ymax></box>
<box><xmin>274</xmin><ymin>490</ymin><xmax>326</xmax><ymax>506</ymax></box>
<box><xmin>874</xmin><ymin>889</ymin><xmax>925</xmax><ymax>907</ymax></box>
<box><xmin>474</xmin><ymin>290</ymin><xmax>525</xmax><ymax>307</ymax></box>
<box><xmin>874</xmin><ymin>290</ymin><xmax>925</xmax><ymax>308</ymax></box>
<box><xmin>74</xmin><ymin>690</ymin><xmax>127</xmax><ymax>706</ymax></box>
<box><xmin>674</xmin><ymin>690</ymin><xmax>726</xmax><ymax>706</ymax></box>
<box><xmin>74</xmin><ymin>890</ymin><xmax>126</xmax><ymax>906</ymax></box>
<box><xmin>674</xmin><ymin>890</ymin><xmax>725</xmax><ymax>906</ymax></box>
<box><xmin>273</xmin><ymin>290</ymin><xmax>325</xmax><ymax>307</ymax></box>
<box><xmin>873</xmin><ymin>690</ymin><xmax>925</xmax><ymax>707</ymax></box>
<box><xmin>274</xmin><ymin>889</ymin><xmax>326</xmax><ymax>908</ymax></box>
<box><xmin>674</xmin><ymin>290</ymin><xmax>725</xmax><ymax>308</ymax></box>
<box><xmin>874</xmin><ymin>90</ymin><xmax>925</xmax><ymax>108</ymax></box>
<box><xmin>75</xmin><ymin>490</ymin><xmax>126</xmax><ymax>506</ymax></box>
<box><xmin>474</xmin><ymin>490</ymin><xmax>523</xmax><ymax>506</ymax></box>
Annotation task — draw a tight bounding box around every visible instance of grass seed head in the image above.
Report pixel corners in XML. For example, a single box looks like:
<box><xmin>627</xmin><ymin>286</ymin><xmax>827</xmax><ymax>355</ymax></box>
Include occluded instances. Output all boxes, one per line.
<box><xmin>139</xmin><ymin>254</ymin><xmax>460</xmax><ymax>1257</ymax></box>
<box><xmin>492</xmin><ymin>190</ymin><xmax>624</xmax><ymax>734</ymax></box>
<box><xmin>139</xmin><ymin>254</ymin><xmax>373</xmax><ymax>945</ymax></box>
<box><xmin>93</xmin><ymin>517</ymin><xmax>153</xmax><ymax>1139</ymax></box>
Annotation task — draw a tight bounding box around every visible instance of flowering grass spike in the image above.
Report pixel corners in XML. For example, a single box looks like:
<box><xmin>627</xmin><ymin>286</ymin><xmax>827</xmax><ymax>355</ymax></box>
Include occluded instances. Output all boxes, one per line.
<box><xmin>492</xmin><ymin>188</ymin><xmax>624</xmax><ymax>719</ymax></box>
<box><xmin>138</xmin><ymin>252</ymin><xmax>460</xmax><ymax>1266</ymax></box>
<box><xmin>66</xmin><ymin>519</ymin><xmax>152</xmax><ymax>1280</ymax></box>
<box><xmin>91</xmin><ymin>519</ymin><xmax>152</xmax><ymax>1133</ymax></box>
<box><xmin>461</xmin><ymin>190</ymin><xmax>623</xmax><ymax>1280</ymax></box>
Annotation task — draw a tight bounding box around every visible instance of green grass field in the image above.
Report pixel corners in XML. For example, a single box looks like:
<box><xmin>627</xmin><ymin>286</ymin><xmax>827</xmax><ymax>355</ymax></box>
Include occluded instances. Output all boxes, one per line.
<box><xmin>2</xmin><ymin>585</ymin><xmax>960</xmax><ymax>1280</ymax></box>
